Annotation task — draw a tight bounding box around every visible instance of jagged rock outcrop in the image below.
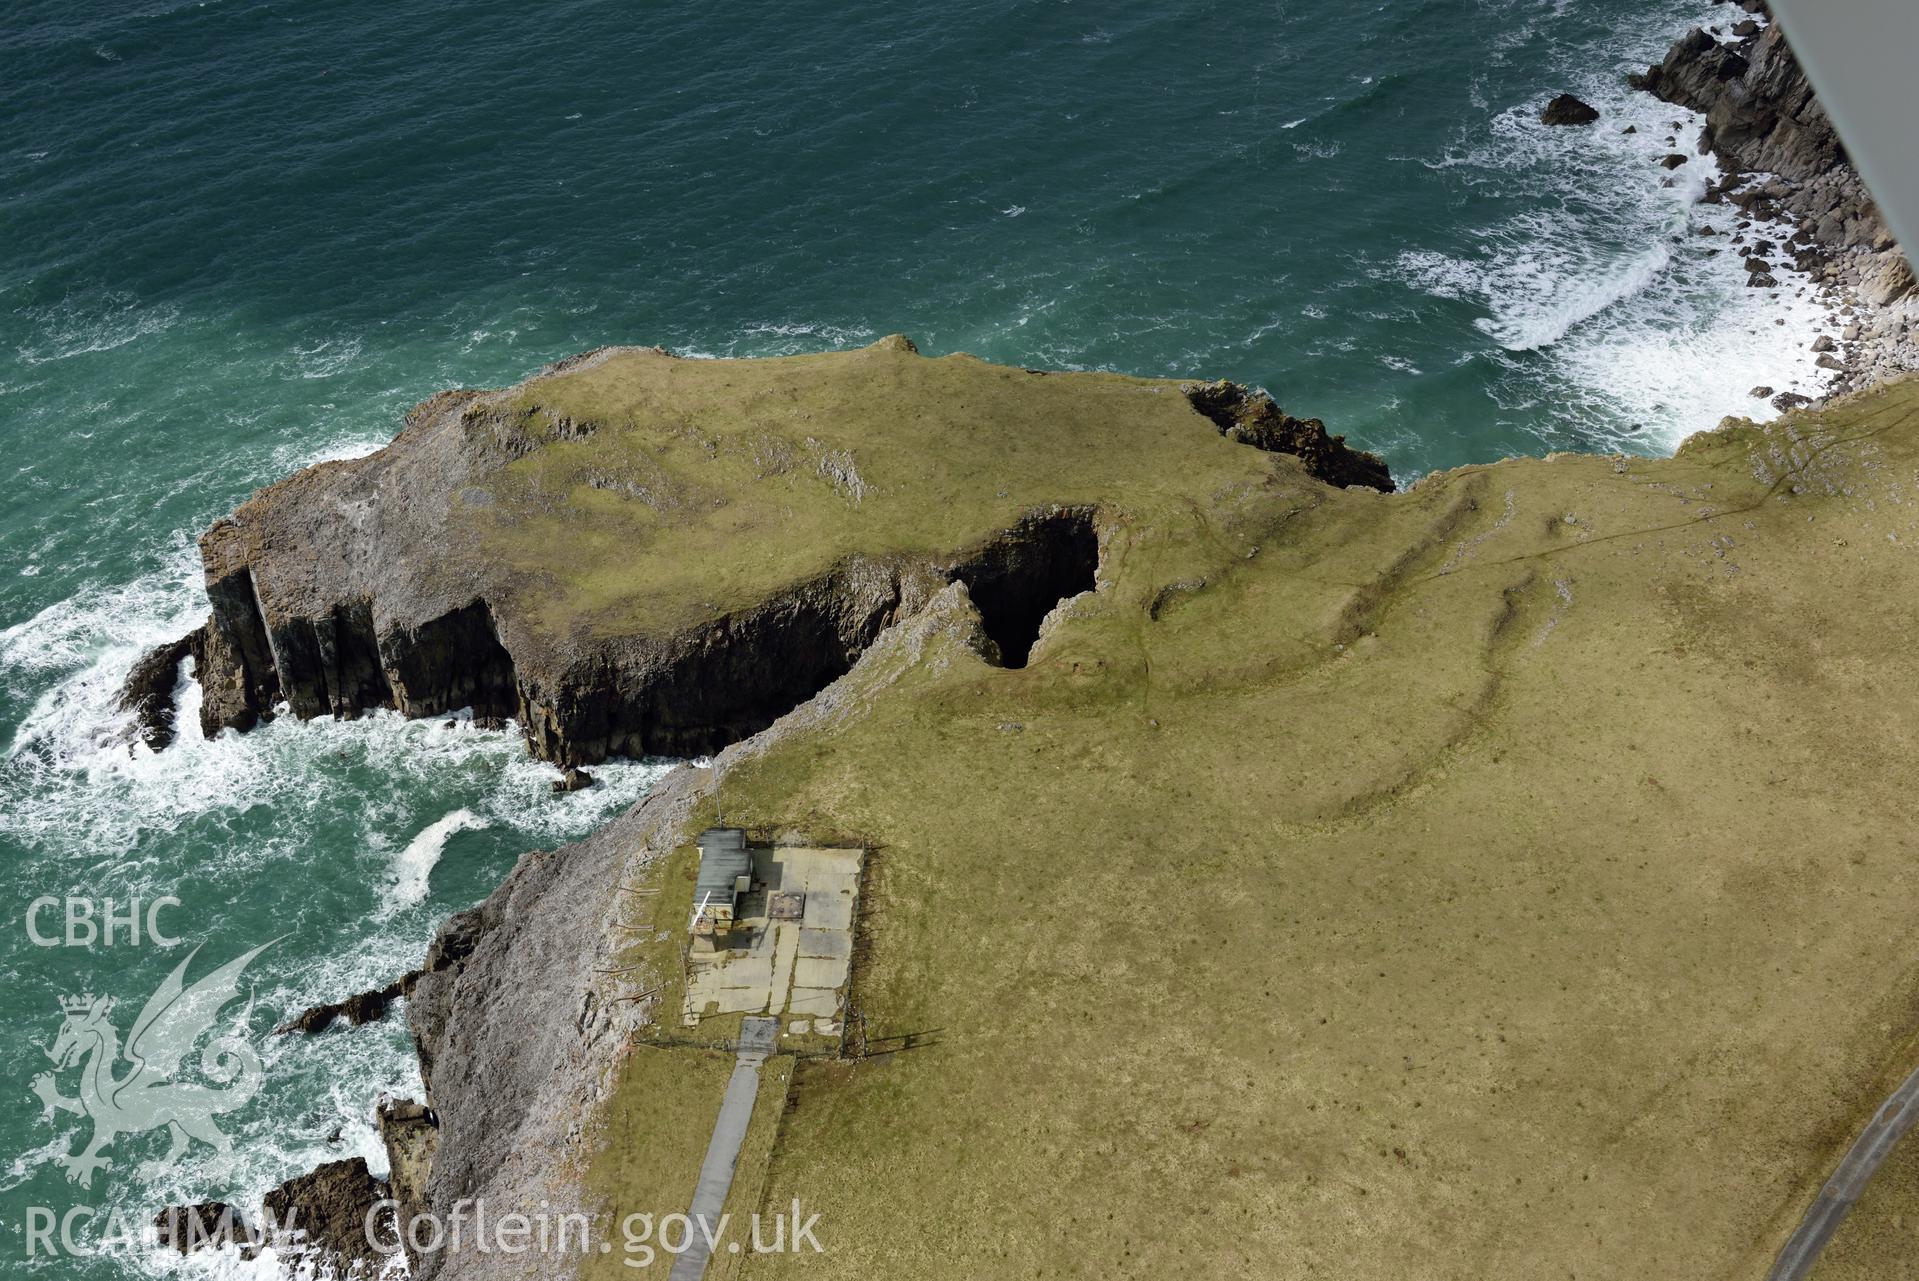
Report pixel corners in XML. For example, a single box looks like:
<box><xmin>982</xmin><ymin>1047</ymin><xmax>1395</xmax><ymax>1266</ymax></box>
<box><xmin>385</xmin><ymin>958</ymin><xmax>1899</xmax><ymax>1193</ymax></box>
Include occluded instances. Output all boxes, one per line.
<box><xmin>159</xmin><ymin>341</ymin><xmax>1381</xmax><ymax>767</ymax></box>
<box><xmin>1183</xmin><ymin>380</ymin><xmax>1394</xmax><ymax>492</ymax></box>
<box><xmin>1629</xmin><ymin>3</ymin><xmax>1915</xmax><ymax>395</ymax></box>
<box><xmin>378</xmin><ymin>1097</ymin><xmax>439</xmax><ymax>1272</ymax></box>
<box><xmin>116</xmin><ymin>630</ymin><xmax>199</xmax><ymax>750</ymax></box>
<box><xmin>1630</xmin><ymin>6</ymin><xmax>1908</xmax><ymax>283</ymax></box>
<box><xmin>153</xmin><ymin>1201</ymin><xmax>257</xmax><ymax>1255</ymax></box>
<box><xmin>259</xmin><ymin>1158</ymin><xmax>395</xmax><ymax>1276</ymax></box>
<box><xmin>276</xmin><ymin>976</ymin><xmax>409</xmax><ymax>1035</ymax></box>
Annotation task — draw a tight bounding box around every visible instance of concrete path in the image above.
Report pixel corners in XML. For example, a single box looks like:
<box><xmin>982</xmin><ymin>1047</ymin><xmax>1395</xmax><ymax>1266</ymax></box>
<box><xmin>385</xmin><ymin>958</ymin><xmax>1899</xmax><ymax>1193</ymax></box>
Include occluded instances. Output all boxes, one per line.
<box><xmin>1767</xmin><ymin>1058</ymin><xmax>1919</xmax><ymax>1280</ymax></box>
<box><xmin>668</xmin><ymin>1016</ymin><xmax>778</xmax><ymax>1281</ymax></box>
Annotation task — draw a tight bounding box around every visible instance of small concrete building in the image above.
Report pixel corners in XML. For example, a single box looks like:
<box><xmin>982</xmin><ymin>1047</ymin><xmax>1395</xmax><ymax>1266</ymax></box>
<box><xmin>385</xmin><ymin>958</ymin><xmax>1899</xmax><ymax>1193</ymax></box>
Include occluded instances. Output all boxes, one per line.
<box><xmin>691</xmin><ymin>828</ymin><xmax>752</xmax><ymax>950</ymax></box>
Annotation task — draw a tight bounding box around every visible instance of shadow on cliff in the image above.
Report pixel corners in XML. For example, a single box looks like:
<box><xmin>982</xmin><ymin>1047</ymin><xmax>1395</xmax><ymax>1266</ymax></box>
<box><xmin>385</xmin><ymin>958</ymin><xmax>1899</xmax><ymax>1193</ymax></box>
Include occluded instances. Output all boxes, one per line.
<box><xmin>123</xmin><ymin>508</ymin><xmax>1105</xmax><ymax>766</ymax></box>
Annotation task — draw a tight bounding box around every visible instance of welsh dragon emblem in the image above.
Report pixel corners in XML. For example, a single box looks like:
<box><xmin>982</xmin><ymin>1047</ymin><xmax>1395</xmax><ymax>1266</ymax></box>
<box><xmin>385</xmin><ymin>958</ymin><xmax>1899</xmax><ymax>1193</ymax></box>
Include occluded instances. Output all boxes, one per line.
<box><xmin>31</xmin><ymin>942</ymin><xmax>272</xmax><ymax>1187</ymax></box>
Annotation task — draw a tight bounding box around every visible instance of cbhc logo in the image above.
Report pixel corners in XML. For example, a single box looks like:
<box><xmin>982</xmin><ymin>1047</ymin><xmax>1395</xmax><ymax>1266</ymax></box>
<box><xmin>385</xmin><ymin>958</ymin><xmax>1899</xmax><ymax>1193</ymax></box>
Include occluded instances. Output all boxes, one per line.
<box><xmin>25</xmin><ymin>897</ymin><xmax>183</xmax><ymax>948</ymax></box>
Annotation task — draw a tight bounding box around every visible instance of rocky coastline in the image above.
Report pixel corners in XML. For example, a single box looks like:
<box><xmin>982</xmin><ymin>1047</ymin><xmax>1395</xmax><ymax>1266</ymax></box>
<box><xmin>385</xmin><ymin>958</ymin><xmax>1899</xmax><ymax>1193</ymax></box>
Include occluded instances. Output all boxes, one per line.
<box><xmin>115</xmin><ymin>8</ymin><xmax>1919</xmax><ymax>1279</ymax></box>
<box><xmin>120</xmin><ymin>351</ymin><xmax>1386</xmax><ymax>770</ymax></box>
<box><xmin>135</xmin><ymin>361</ymin><xmax>1919</xmax><ymax>1280</ymax></box>
<box><xmin>1629</xmin><ymin>0</ymin><xmax>1916</xmax><ymax>406</ymax></box>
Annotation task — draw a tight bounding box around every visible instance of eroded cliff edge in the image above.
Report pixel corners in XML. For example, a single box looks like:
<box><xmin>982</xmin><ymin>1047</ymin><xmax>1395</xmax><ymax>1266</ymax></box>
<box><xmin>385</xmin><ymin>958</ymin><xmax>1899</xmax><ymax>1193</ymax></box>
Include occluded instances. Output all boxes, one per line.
<box><xmin>128</xmin><ymin>340</ymin><xmax>1386</xmax><ymax>764</ymax></box>
<box><xmin>398</xmin><ymin>372</ymin><xmax>1919</xmax><ymax>1281</ymax></box>
<box><xmin>136</xmin><ymin>334</ymin><xmax>1919</xmax><ymax>1280</ymax></box>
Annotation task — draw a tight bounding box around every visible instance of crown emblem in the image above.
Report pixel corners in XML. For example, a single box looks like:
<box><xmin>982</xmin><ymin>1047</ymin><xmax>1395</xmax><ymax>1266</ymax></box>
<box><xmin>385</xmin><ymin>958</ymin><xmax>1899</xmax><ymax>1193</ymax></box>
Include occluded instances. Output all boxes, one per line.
<box><xmin>60</xmin><ymin>993</ymin><xmax>107</xmax><ymax>1017</ymax></box>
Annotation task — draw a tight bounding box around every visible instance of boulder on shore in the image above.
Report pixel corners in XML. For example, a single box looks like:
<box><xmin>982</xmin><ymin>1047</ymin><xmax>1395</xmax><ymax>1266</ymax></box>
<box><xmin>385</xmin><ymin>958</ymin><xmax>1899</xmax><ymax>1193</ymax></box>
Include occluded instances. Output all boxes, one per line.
<box><xmin>552</xmin><ymin>765</ymin><xmax>595</xmax><ymax>793</ymax></box>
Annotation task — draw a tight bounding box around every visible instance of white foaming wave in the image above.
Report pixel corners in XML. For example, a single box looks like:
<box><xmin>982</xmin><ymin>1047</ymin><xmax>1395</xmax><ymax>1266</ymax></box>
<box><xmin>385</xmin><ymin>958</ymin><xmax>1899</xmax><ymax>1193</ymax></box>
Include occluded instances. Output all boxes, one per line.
<box><xmin>286</xmin><ymin>335</ymin><xmax>366</xmax><ymax>380</ymax></box>
<box><xmin>0</xmin><ymin>538</ymin><xmax>204</xmax><ymax>682</ymax></box>
<box><xmin>0</xmin><ymin>503</ymin><xmax>676</xmax><ymax>862</ymax></box>
<box><xmin>272</xmin><ymin>430</ymin><xmax>391</xmax><ymax>476</ymax></box>
<box><xmin>1543</xmin><ymin>264</ymin><xmax>1832</xmax><ymax>452</ymax></box>
<box><xmin>5</xmin><ymin>672</ymin><xmax>673</xmax><ymax>864</ymax></box>
<box><xmin>78</xmin><ymin>1014</ymin><xmax>421</xmax><ymax>1281</ymax></box>
<box><xmin>1387</xmin><ymin>1</ymin><xmax>1829</xmax><ymax>451</ymax></box>
<box><xmin>1412</xmin><ymin>234</ymin><xmax>1681</xmax><ymax>352</ymax></box>
<box><xmin>1</xmin><ymin>548</ymin><xmax>675</xmax><ymax>1281</ymax></box>
<box><xmin>388</xmin><ymin>807</ymin><xmax>486</xmax><ymax>909</ymax></box>
<box><xmin>734</xmin><ymin>321</ymin><xmax>879</xmax><ymax>355</ymax></box>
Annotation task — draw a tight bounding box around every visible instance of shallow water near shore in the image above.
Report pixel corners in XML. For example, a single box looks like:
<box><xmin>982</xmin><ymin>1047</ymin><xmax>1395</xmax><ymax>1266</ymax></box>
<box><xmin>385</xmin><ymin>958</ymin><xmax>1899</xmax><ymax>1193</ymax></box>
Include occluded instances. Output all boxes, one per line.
<box><xmin>0</xmin><ymin>0</ymin><xmax>1838</xmax><ymax>1273</ymax></box>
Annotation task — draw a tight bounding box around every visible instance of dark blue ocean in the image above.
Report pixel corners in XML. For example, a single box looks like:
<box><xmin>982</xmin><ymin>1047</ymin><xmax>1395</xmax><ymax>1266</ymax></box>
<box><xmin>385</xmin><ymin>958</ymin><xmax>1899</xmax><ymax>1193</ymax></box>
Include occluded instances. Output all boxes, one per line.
<box><xmin>0</xmin><ymin>0</ymin><xmax>1831</xmax><ymax>1275</ymax></box>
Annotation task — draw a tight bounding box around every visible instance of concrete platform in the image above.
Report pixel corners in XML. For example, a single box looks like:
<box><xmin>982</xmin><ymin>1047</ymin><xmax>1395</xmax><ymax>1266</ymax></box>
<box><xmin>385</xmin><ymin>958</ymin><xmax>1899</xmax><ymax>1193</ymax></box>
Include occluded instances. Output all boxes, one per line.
<box><xmin>683</xmin><ymin>845</ymin><xmax>863</xmax><ymax>1030</ymax></box>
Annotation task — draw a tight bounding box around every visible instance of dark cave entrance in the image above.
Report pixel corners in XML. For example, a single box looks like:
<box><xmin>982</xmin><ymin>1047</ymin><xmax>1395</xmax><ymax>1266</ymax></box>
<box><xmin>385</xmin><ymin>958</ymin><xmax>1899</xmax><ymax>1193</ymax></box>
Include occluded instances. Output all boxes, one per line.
<box><xmin>952</xmin><ymin>508</ymin><xmax>1099</xmax><ymax>668</ymax></box>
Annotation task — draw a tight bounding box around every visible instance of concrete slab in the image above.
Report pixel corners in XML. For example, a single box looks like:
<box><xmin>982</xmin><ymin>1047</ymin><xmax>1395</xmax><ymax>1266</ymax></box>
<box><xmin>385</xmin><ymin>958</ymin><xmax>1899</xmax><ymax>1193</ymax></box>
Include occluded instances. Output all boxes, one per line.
<box><xmin>774</xmin><ymin>847</ymin><xmax>861</xmax><ymax>883</ymax></box>
<box><xmin>796</xmin><ymin>928</ymin><xmax>851</xmax><ymax>961</ymax></box>
<box><xmin>808</xmin><ymin>870</ymin><xmax>860</xmax><ymax>898</ymax></box>
<box><xmin>786</xmin><ymin>987</ymin><xmax>841</xmax><ymax>1017</ymax></box>
<box><xmin>739</xmin><ymin>1015</ymin><xmax>778</xmax><ymax>1059</ymax></box>
<box><xmin>683</xmin><ymin>844</ymin><xmax>866</xmax><ymax>1035</ymax></box>
<box><xmin>716</xmin><ymin>956</ymin><xmax>774</xmax><ymax>987</ymax></box>
<box><xmin>769</xmin><ymin>922</ymin><xmax>799</xmax><ymax>1004</ymax></box>
<box><xmin>802</xmin><ymin>891</ymin><xmax>854</xmax><ymax>931</ymax></box>
<box><xmin>792</xmin><ymin>956</ymin><xmax>847</xmax><ymax>990</ymax></box>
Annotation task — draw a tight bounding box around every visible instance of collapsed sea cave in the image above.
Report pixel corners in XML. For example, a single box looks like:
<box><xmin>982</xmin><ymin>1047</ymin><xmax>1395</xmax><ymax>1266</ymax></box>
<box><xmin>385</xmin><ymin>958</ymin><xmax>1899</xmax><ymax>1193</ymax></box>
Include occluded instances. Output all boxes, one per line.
<box><xmin>949</xmin><ymin>507</ymin><xmax>1099</xmax><ymax>668</ymax></box>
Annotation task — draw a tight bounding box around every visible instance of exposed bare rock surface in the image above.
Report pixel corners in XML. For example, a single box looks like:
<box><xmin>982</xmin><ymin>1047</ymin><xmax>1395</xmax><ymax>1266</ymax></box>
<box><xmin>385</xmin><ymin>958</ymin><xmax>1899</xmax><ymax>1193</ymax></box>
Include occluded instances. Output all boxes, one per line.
<box><xmin>378</xmin><ymin>1097</ymin><xmax>440</xmax><ymax>1270</ymax></box>
<box><xmin>152</xmin><ymin>1201</ymin><xmax>257</xmax><ymax>1255</ymax></box>
<box><xmin>276</xmin><ymin>974</ymin><xmax>411</xmax><ymax>1035</ymax></box>
<box><xmin>259</xmin><ymin>1157</ymin><xmax>394</xmax><ymax>1277</ymax></box>
<box><xmin>1539</xmin><ymin>92</ymin><xmax>1599</xmax><ymax>126</ymax></box>
<box><xmin>401</xmin><ymin>582</ymin><xmax>998</xmax><ymax>1280</ymax></box>
<box><xmin>164</xmin><ymin>341</ymin><xmax>1374</xmax><ymax>766</ymax></box>
<box><xmin>1183</xmin><ymin>379</ymin><xmax>1393</xmax><ymax>492</ymax></box>
<box><xmin>115</xmin><ymin>630</ymin><xmax>198</xmax><ymax>750</ymax></box>
<box><xmin>1630</xmin><ymin>4</ymin><xmax>1917</xmax><ymax>396</ymax></box>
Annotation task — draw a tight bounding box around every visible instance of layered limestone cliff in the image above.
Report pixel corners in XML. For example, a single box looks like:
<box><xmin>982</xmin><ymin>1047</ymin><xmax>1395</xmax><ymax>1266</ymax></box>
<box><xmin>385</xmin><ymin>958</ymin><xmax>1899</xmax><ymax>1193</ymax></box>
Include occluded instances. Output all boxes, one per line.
<box><xmin>132</xmin><ymin>340</ymin><xmax>1387</xmax><ymax>766</ymax></box>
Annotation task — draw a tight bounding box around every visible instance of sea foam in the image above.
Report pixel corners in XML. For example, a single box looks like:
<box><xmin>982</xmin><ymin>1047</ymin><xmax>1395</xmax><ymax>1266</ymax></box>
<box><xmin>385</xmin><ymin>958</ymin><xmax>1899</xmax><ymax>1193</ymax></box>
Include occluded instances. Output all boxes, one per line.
<box><xmin>1387</xmin><ymin>0</ymin><xmax>1833</xmax><ymax>455</ymax></box>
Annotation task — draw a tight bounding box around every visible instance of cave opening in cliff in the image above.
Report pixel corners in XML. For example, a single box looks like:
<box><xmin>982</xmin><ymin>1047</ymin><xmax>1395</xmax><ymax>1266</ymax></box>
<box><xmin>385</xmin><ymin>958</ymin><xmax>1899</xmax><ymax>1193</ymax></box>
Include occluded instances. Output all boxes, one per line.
<box><xmin>953</xmin><ymin>508</ymin><xmax>1099</xmax><ymax>668</ymax></box>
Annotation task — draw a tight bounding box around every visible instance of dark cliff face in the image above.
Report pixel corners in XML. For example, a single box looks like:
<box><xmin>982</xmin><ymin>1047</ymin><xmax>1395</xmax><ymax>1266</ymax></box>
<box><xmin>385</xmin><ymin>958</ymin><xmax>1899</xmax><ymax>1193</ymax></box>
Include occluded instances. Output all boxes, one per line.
<box><xmin>1626</xmin><ymin>4</ymin><xmax>1914</xmax><ymax>335</ymax></box>
<box><xmin>1184</xmin><ymin>380</ymin><xmax>1395</xmax><ymax>494</ymax></box>
<box><xmin>1634</xmin><ymin>21</ymin><xmax>1838</xmax><ymax>182</ymax></box>
<box><xmin>185</xmin><ymin>511</ymin><xmax>1100</xmax><ymax>768</ymax></box>
<box><xmin>1630</xmin><ymin>8</ymin><xmax>1898</xmax><ymax>262</ymax></box>
<box><xmin>127</xmin><ymin>345</ymin><xmax>1385</xmax><ymax>770</ymax></box>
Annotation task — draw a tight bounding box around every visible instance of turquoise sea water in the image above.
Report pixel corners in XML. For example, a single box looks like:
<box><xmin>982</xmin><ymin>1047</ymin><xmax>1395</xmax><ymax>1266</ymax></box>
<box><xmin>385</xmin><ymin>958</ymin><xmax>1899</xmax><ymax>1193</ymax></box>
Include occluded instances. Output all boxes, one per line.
<box><xmin>0</xmin><ymin>0</ymin><xmax>1836</xmax><ymax>1275</ymax></box>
